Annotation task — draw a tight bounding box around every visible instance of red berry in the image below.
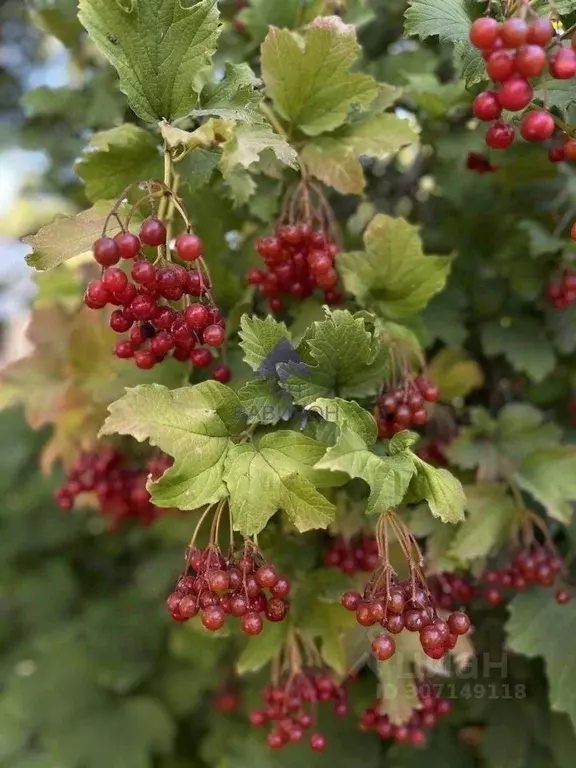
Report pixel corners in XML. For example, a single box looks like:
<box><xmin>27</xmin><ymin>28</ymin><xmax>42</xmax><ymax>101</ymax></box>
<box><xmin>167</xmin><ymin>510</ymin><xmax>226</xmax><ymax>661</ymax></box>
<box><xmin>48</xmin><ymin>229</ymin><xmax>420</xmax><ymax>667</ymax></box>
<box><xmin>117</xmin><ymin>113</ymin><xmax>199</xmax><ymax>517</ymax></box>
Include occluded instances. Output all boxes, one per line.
<box><xmin>473</xmin><ymin>91</ymin><xmax>502</xmax><ymax>121</ymax></box>
<box><xmin>131</xmin><ymin>260</ymin><xmax>157</xmax><ymax>285</ymax></box>
<box><xmin>469</xmin><ymin>17</ymin><xmax>501</xmax><ymax>50</ymax></box>
<box><xmin>556</xmin><ymin>590</ymin><xmax>571</xmax><ymax>605</ymax></box>
<box><xmin>527</xmin><ymin>18</ymin><xmax>554</xmax><ymax>46</ymax></box>
<box><xmin>139</xmin><ymin>217</ymin><xmax>167</xmax><ymax>247</ymax></box>
<box><xmin>265</xmin><ymin>598</ymin><xmax>288</xmax><ymax>623</ymax></box>
<box><xmin>548</xmin><ymin>146</ymin><xmax>566</xmax><ymax>162</ymax></box>
<box><xmin>203</xmin><ymin>324</ymin><xmax>226</xmax><ymax>347</ymax></box>
<box><xmin>212</xmin><ymin>364</ymin><xmax>232</xmax><ymax>383</ymax></box>
<box><xmin>102</xmin><ymin>267</ymin><xmax>128</xmax><ymax>294</ymax></box>
<box><xmin>241</xmin><ymin>611</ymin><xmax>264</xmax><ymax>635</ymax></box>
<box><xmin>515</xmin><ymin>44</ymin><xmax>547</xmax><ymax>77</ymax></box>
<box><xmin>175</xmin><ymin>232</ymin><xmax>203</xmax><ymax>261</ymax></box>
<box><xmin>186</xmin><ymin>271</ymin><xmax>204</xmax><ymax>296</ymax></box>
<box><xmin>110</xmin><ymin>309</ymin><xmax>133</xmax><ymax>333</ymax></box>
<box><xmin>309</xmin><ymin>733</ymin><xmax>326</xmax><ymax>752</ymax></box>
<box><xmin>571</xmin><ymin>222</ymin><xmax>576</xmax><ymax>241</ymax></box>
<box><xmin>190</xmin><ymin>348</ymin><xmax>212</xmax><ymax>368</ymax></box>
<box><xmin>520</xmin><ymin>110</ymin><xmax>555</xmax><ymax>142</ymax></box>
<box><xmin>130</xmin><ymin>294</ymin><xmax>157</xmax><ymax>321</ymax></box>
<box><xmin>184</xmin><ymin>304</ymin><xmax>210</xmax><ymax>330</ymax></box>
<box><xmin>371</xmin><ymin>634</ymin><xmax>396</xmax><ymax>661</ymax></box>
<box><xmin>486</xmin><ymin>121</ymin><xmax>515</xmax><ymax>149</ymax></box>
<box><xmin>341</xmin><ymin>591</ymin><xmax>361</xmax><ymax>611</ymax></box>
<box><xmin>269</xmin><ymin>297</ymin><xmax>284</xmax><ymax>313</ymax></box>
<box><xmin>256</xmin><ymin>564</ymin><xmax>278</xmax><ymax>588</ymax></box>
<box><xmin>500</xmin><ymin>18</ymin><xmax>528</xmax><ymax>48</ymax></box>
<box><xmin>150</xmin><ymin>331</ymin><xmax>175</xmax><ymax>357</ymax></box>
<box><xmin>85</xmin><ymin>279</ymin><xmax>111</xmax><ymax>308</ymax></box>
<box><xmin>549</xmin><ymin>48</ymin><xmax>576</xmax><ymax>79</ymax></box>
<box><xmin>247</xmin><ymin>268</ymin><xmax>265</xmax><ymax>285</ymax></box>
<box><xmin>486</xmin><ymin>50</ymin><xmax>516</xmax><ymax>82</ymax></box>
<box><xmin>447</xmin><ymin>611</ymin><xmax>471</xmax><ymax>636</ymax></box>
<box><xmin>134</xmin><ymin>349</ymin><xmax>156</xmax><ymax>369</ymax></box>
<box><xmin>565</xmin><ymin>140</ymin><xmax>576</xmax><ymax>161</ymax></box>
<box><xmin>497</xmin><ymin>76</ymin><xmax>533</xmax><ymax>111</ymax></box>
<box><xmin>115</xmin><ymin>340</ymin><xmax>134</xmax><ymax>359</ymax></box>
<box><xmin>202</xmin><ymin>605</ymin><xmax>226</xmax><ymax>631</ymax></box>
<box><xmin>114</xmin><ymin>232</ymin><xmax>140</xmax><ymax>259</ymax></box>
<box><xmin>93</xmin><ymin>237</ymin><xmax>120</xmax><ymax>266</ymax></box>
<box><xmin>419</xmin><ymin>625</ymin><xmax>444</xmax><ymax>650</ymax></box>
<box><xmin>271</xmin><ymin>578</ymin><xmax>291</xmax><ymax>599</ymax></box>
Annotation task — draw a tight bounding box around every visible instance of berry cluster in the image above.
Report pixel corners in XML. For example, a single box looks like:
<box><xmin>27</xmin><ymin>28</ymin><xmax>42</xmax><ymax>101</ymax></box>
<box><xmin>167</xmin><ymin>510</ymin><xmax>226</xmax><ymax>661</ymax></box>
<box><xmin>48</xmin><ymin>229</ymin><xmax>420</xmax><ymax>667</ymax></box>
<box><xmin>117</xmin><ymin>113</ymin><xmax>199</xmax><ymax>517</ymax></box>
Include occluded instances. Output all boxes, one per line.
<box><xmin>55</xmin><ymin>449</ymin><xmax>171</xmax><ymax>529</ymax></box>
<box><xmin>469</xmin><ymin>16</ymin><xmax>576</xmax><ymax>151</ymax></box>
<box><xmin>249</xmin><ymin>672</ymin><xmax>348</xmax><ymax>752</ymax></box>
<box><xmin>323</xmin><ymin>534</ymin><xmax>379</xmax><ymax>574</ymax></box>
<box><xmin>167</xmin><ymin>545</ymin><xmax>291</xmax><ymax>633</ymax></box>
<box><xmin>429</xmin><ymin>572</ymin><xmax>478</xmax><ymax>611</ymax></box>
<box><xmin>359</xmin><ymin>686</ymin><xmax>451</xmax><ymax>747</ymax></box>
<box><xmin>213</xmin><ymin>689</ymin><xmax>241</xmax><ymax>713</ymax></box>
<box><xmin>547</xmin><ymin>270</ymin><xmax>576</xmax><ymax>309</ymax></box>
<box><xmin>374</xmin><ymin>376</ymin><xmax>440</xmax><ymax>438</ymax></box>
<box><xmin>84</xmin><ymin>218</ymin><xmax>230</xmax><ymax>381</ymax></box>
<box><xmin>342</xmin><ymin>578</ymin><xmax>471</xmax><ymax>662</ymax></box>
<box><xmin>247</xmin><ymin>224</ymin><xmax>342</xmax><ymax>313</ymax></box>
<box><xmin>481</xmin><ymin>545</ymin><xmax>569</xmax><ymax>606</ymax></box>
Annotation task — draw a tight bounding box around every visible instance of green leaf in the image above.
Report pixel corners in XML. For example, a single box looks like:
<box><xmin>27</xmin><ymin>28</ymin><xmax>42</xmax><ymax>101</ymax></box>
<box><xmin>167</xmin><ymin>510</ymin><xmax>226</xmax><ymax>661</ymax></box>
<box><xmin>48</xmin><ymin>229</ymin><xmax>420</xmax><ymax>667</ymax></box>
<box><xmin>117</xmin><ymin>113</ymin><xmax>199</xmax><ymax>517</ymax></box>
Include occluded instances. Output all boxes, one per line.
<box><xmin>223</xmin><ymin>432</ymin><xmax>337</xmax><ymax>535</ymax></box>
<box><xmin>237</xmin><ymin>379</ymin><xmax>294</xmax><ymax>426</ymax></box>
<box><xmin>23</xmin><ymin>201</ymin><xmax>123</xmax><ymax>271</ymax></box>
<box><xmin>506</xmin><ymin>590</ymin><xmax>576</xmax><ymax>729</ymax></box>
<box><xmin>405</xmin><ymin>0</ymin><xmax>475</xmax><ymax>43</ymax></box>
<box><xmin>76</xmin><ymin>124</ymin><xmax>161</xmax><ymax>202</ymax></box>
<box><xmin>307</xmin><ymin>397</ymin><xmax>378</xmax><ymax>446</ymax></box>
<box><xmin>547</xmin><ymin>304</ymin><xmax>576</xmax><ymax>355</ymax></box>
<box><xmin>515</xmin><ymin>447</ymin><xmax>576</xmax><ymax>524</ymax></box>
<box><xmin>237</xmin><ymin>622</ymin><xmax>288</xmax><ymax>675</ymax></box>
<box><xmin>279</xmin><ymin>309</ymin><xmax>390</xmax><ymax>405</ymax></box>
<box><xmin>339</xmin><ymin>214</ymin><xmax>452</xmax><ymax>320</ymax></box>
<box><xmin>220</xmin><ymin>124</ymin><xmax>298</xmax><ymax>175</ymax></box>
<box><xmin>497</xmin><ymin>403</ymin><xmax>561</xmax><ymax>463</ymax></box>
<box><xmin>482</xmin><ymin>699</ymin><xmax>532</xmax><ymax>768</ymax></box>
<box><xmin>449</xmin><ymin>484</ymin><xmax>516</xmax><ymax>561</ymax></box>
<box><xmin>77</xmin><ymin>0</ymin><xmax>220</xmax><ymax>123</ymax></box>
<box><xmin>178</xmin><ymin>148</ymin><xmax>221</xmax><ymax>191</ymax></box>
<box><xmin>301</xmin><ymin>602</ymin><xmax>357</xmax><ymax>676</ymax></box>
<box><xmin>29</xmin><ymin>0</ymin><xmax>82</xmax><ymax>46</ymax></box>
<box><xmin>261</xmin><ymin>25</ymin><xmax>379</xmax><ymax>137</ymax></box>
<box><xmin>300</xmin><ymin>114</ymin><xmax>418</xmax><ymax>195</ymax></box>
<box><xmin>481</xmin><ymin>318</ymin><xmax>556</xmax><ymax>383</ymax></box>
<box><xmin>193</xmin><ymin>62</ymin><xmax>264</xmax><ymax>122</ymax></box>
<box><xmin>316</xmin><ymin>428</ymin><xmax>416</xmax><ymax>515</ymax></box>
<box><xmin>239</xmin><ymin>315</ymin><xmax>292</xmax><ymax>372</ymax></box>
<box><xmin>47</xmin><ymin>696</ymin><xmax>174</xmax><ymax>768</ymax></box>
<box><xmin>410</xmin><ymin>458</ymin><xmax>466</xmax><ymax>523</ymax></box>
<box><xmin>518</xmin><ymin>220</ymin><xmax>565</xmax><ymax>257</ymax></box>
<box><xmin>100</xmin><ymin>382</ymin><xmax>245</xmax><ymax>510</ymax></box>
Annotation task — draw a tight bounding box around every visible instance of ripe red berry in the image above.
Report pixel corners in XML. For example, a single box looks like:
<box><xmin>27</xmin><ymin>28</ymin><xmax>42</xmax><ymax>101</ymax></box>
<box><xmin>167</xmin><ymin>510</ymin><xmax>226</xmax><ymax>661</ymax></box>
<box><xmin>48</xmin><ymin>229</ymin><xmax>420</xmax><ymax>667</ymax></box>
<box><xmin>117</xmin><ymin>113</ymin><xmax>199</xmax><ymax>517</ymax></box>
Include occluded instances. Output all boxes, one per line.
<box><xmin>202</xmin><ymin>605</ymin><xmax>226</xmax><ymax>631</ymax></box>
<box><xmin>515</xmin><ymin>44</ymin><xmax>547</xmax><ymax>77</ymax></box>
<box><xmin>134</xmin><ymin>349</ymin><xmax>156</xmax><ymax>369</ymax></box>
<box><xmin>548</xmin><ymin>146</ymin><xmax>566</xmax><ymax>162</ymax></box>
<box><xmin>371</xmin><ymin>634</ymin><xmax>396</xmax><ymax>661</ymax></box>
<box><xmin>265</xmin><ymin>598</ymin><xmax>288</xmax><ymax>623</ymax></box>
<box><xmin>486</xmin><ymin>50</ymin><xmax>516</xmax><ymax>82</ymax></box>
<box><xmin>499</xmin><ymin>18</ymin><xmax>528</xmax><ymax>48</ymax></box>
<box><xmin>271</xmin><ymin>578</ymin><xmax>291</xmax><ymax>599</ymax></box>
<box><xmin>114</xmin><ymin>232</ymin><xmax>140</xmax><ymax>259</ymax></box>
<box><xmin>131</xmin><ymin>260</ymin><xmax>157</xmax><ymax>285</ymax></box>
<box><xmin>473</xmin><ymin>91</ymin><xmax>502</xmax><ymax>121</ymax></box>
<box><xmin>520</xmin><ymin>110</ymin><xmax>555</xmax><ymax>142</ymax></box>
<box><xmin>85</xmin><ymin>279</ymin><xmax>111</xmax><ymax>308</ymax></box>
<box><xmin>184</xmin><ymin>304</ymin><xmax>210</xmax><ymax>330</ymax></box>
<box><xmin>556</xmin><ymin>590</ymin><xmax>571</xmax><ymax>605</ymax></box>
<box><xmin>212</xmin><ymin>364</ymin><xmax>232</xmax><ymax>383</ymax></box>
<box><xmin>150</xmin><ymin>331</ymin><xmax>175</xmax><ymax>357</ymax></box>
<box><xmin>203</xmin><ymin>324</ymin><xmax>226</xmax><ymax>347</ymax></box>
<box><xmin>175</xmin><ymin>232</ymin><xmax>203</xmax><ymax>261</ymax></box>
<box><xmin>486</xmin><ymin>121</ymin><xmax>515</xmax><ymax>149</ymax></box>
<box><xmin>139</xmin><ymin>217</ymin><xmax>167</xmax><ymax>247</ymax></box>
<box><xmin>571</xmin><ymin>222</ymin><xmax>576</xmax><ymax>241</ymax></box>
<box><xmin>241</xmin><ymin>611</ymin><xmax>264</xmax><ymax>636</ymax></box>
<box><xmin>419</xmin><ymin>625</ymin><xmax>444</xmax><ymax>650</ymax></box>
<box><xmin>102</xmin><ymin>267</ymin><xmax>128</xmax><ymax>294</ymax></box>
<box><xmin>247</xmin><ymin>268</ymin><xmax>265</xmax><ymax>285</ymax></box>
<box><xmin>255</xmin><ymin>564</ymin><xmax>278</xmax><ymax>588</ymax></box>
<box><xmin>549</xmin><ymin>48</ymin><xmax>576</xmax><ymax>79</ymax></box>
<box><xmin>469</xmin><ymin>17</ymin><xmax>501</xmax><ymax>50</ymax></box>
<box><xmin>190</xmin><ymin>348</ymin><xmax>212</xmax><ymax>368</ymax></box>
<box><xmin>497</xmin><ymin>75</ymin><xmax>533</xmax><ymax>111</ymax></box>
<box><xmin>130</xmin><ymin>294</ymin><xmax>157</xmax><ymax>321</ymax></box>
<box><xmin>115</xmin><ymin>340</ymin><xmax>134</xmax><ymax>359</ymax></box>
<box><xmin>110</xmin><ymin>309</ymin><xmax>133</xmax><ymax>333</ymax></box>
<box><xmin>447</xmin><ymin>611</ymin><xmax>471</xmax><ymax>636</ymax></box>
<box><xmin>341</xmin><ymin>591</ymin><xmax>361</xmax><ymax>611</ymax></box>
<box><xmin>527</xmin><ymin>18</ymin><xmax>554</xmax><ymax>46</ymax></box>
<box><xmin>309</xmin><ymin>733</ymin><xmax>326</xmax><ymax>752</ymax></box>
<box><xmin>565</xmin><ymin>140</ymin><xmax>576</xmax><ymax>161</ymax></box>
<box><xmin>93</xmin><ymin>237</ymin><xmax>120</xmax><ymax>266</ymax></box>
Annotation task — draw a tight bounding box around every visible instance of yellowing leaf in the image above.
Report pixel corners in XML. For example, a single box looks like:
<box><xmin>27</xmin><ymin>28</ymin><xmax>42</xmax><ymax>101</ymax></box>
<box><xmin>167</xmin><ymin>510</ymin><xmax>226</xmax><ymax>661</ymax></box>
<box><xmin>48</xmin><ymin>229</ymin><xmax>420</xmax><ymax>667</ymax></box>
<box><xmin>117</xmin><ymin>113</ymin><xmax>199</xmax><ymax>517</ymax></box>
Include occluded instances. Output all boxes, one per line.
<box><xmin>261</xmin><ymin>25</ymin><xmax>379</xmax><ymax>136</ymax></box>
<box><xmin>427</xmin><ymin>348</ymin><xmax>484</xmax><ymax>401</ymax></box>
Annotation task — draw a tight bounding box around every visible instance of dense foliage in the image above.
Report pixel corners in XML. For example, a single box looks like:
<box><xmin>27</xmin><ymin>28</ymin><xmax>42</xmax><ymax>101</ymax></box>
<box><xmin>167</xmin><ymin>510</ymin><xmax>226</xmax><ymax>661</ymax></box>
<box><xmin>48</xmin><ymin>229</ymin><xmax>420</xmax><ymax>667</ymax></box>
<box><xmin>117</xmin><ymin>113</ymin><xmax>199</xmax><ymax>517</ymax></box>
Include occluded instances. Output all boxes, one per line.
<box><xmin>4</xmin><ymin>0</ymin><xmax>576</xmax><ymax>766</ymax></box>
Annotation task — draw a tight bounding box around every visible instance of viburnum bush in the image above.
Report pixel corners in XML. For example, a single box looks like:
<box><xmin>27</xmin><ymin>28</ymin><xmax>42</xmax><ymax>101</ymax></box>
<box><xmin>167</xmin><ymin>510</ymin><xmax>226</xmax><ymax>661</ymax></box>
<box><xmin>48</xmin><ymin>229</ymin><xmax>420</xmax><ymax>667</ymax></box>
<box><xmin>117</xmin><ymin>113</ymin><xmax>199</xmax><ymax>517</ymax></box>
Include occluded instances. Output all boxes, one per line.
<box><xmin>4</xmin><ymin>0</ymin><xmax>576</xmax><ymax>766</ymax></box>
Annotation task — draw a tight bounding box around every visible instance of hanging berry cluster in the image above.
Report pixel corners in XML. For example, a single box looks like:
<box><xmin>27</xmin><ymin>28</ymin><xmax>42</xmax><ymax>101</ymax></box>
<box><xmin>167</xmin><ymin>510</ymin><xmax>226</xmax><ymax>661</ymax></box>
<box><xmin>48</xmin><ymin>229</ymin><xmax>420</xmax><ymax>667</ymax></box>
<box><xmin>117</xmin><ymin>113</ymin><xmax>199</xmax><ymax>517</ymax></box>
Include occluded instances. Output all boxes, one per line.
<box><xmin>547</xmin><ymin>270</ymin><xmax>576</xmax><ymax>309</ymax></box>
<box><xmin>84</xmin><ymin>182</ymin><xmax>230</xmax><ymax>381</ymax></box>
<box><xmin>248</xmin><ymin>636</ymin><xmax>347</xmax><ymax>752</ymax></box>
<box><xmin>340</xmin><ymin>511</ymin><xmax>471</xmax><ymax>661</ymax></box>
<box><xmin>374</xmin><ymin>376</ymin><xmax>439</xmax><ymax>439</ymax></box>
<box><xmin>167</xmin><ymin>529</ymin><xmax>291</xmax><ymax>634</ymax></box>
<box><xmin>429</xmin><ymin>573</ymin><xmax>478</xmax><ymax>611</ymax></box>
<box><xmin>359</xmin><ymin>685</ymin><xmax>452</xmax><ymax>747</ymax></box>
<box><xmin>247</xmin><ymin>181</ymin><xmax>342</xmax><ymax>313</ymax></box>
<box><xmin>469</xmin><ymin>14</ymin><xmax>576</xmax><ymax>151</ymax></box>
<box><xmin>55</xmin><ymin>448</ymin><xmax>172</xmax><ymax>529</ymax></box>
<box><xmin>323</xmin><ymin>533</ymin><xmax>379</xmax><ymax>574</ymax></box>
